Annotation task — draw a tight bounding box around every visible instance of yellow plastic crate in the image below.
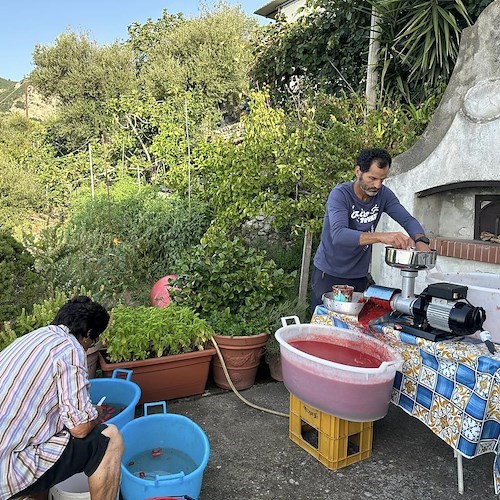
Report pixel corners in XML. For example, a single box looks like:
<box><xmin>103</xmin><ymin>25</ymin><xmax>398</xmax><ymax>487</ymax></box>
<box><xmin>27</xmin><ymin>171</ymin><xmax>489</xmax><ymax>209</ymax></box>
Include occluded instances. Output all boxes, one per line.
<box><xmin>289</xmin><ymin>393</ymin><xmax>373</xmax><ymax>470</ymax></box>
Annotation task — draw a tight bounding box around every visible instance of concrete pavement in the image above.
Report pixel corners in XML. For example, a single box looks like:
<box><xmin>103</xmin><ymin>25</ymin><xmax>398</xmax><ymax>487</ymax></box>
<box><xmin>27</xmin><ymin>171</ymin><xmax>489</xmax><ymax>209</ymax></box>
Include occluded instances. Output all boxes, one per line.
<box><xmin>161</xmin><ymin>378</ymin><xmax>495</xmax><ymax>499</ymax></box>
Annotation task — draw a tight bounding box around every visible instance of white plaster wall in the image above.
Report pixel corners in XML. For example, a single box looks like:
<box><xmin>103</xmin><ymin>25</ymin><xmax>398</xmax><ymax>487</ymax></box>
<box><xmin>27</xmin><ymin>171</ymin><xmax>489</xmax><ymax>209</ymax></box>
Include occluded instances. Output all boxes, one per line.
<box><xmin>372</xmin><ymin>1</ymin><xmax>500</xmax><ymax>290</ymax></box>
<box><xmin>280</xmin><ymin>0</ymin><xmax>308</xmax><ymax>21</ymax></box>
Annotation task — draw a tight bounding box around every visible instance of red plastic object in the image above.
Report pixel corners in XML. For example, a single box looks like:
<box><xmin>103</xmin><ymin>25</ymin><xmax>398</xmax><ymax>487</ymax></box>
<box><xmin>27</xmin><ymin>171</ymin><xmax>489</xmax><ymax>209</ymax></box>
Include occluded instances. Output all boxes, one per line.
<box><xmin>150</xmin><ymin>275</ymin><xmax>177</xmax><ymax>307</ymax></box>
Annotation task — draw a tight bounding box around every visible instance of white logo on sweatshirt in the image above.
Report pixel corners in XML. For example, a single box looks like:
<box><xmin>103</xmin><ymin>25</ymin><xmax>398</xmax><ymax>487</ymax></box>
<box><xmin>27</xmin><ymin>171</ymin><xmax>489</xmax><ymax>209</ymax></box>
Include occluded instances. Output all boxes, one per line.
<box><xmin>351</xmin><ymin>204</ymin><xmax>379</xmax><ymax>224</ymax></box>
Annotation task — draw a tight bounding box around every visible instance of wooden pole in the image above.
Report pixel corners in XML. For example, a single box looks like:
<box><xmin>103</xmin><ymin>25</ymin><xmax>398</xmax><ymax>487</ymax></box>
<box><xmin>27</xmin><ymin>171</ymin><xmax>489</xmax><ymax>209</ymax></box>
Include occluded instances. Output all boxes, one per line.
<box><xmin>89</xmin><ymin>143</ymin><xmax>95</xmax><ymax>200</ymax></box>
<box><xmin>184</xmin><ymin>99</ymin><xmax>191</xmax><ymax>212</ymax></box>
<box><xmin>298</xmin><ymin>228</ymin><xmax>314</xmax><ymax>304</ymax></box>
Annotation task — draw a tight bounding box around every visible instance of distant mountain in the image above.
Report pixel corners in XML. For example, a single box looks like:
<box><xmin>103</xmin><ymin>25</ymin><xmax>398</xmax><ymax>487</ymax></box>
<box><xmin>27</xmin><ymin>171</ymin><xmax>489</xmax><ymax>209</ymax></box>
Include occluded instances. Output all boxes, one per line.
<box><xmin>0</xmin><ymin>77</ymin><xmax>16</xmax><ymax>87</ymax></box>
<box><xmin>0</xmin><ymin>77</ymin><xmax>24</xmax><ymax>113</ymax></box>
<box><xmin>0</xmin><ymin>77</ymin><xmax>57</xmax><ymax>119</ymax></box>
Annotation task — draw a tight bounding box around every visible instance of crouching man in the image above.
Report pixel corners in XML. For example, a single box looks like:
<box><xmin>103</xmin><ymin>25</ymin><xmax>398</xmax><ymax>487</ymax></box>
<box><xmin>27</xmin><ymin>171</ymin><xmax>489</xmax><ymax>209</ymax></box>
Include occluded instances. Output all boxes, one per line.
<box><xmin>0</xmin><ymin>296</ymin><xmax>123</xmax><ymax>500</ymax></box>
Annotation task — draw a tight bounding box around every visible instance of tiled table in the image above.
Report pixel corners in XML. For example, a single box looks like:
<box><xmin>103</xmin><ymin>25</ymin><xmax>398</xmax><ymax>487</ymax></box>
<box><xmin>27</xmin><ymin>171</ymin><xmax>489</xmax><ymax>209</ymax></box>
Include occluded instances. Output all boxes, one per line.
<box><xmin>312</xmin><ymin>305</ymin><xmax>500</xmax><ymax>494</ymax></box>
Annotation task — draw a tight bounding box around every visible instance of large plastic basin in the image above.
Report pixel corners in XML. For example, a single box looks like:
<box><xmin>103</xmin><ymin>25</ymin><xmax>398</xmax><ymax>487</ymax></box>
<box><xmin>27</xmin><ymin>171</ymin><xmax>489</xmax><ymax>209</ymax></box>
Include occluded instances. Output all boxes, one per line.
<box><xmin>120</xmin><ymin>402</ymin><xmax>209</xmax><ymax>500</ymax></box>
<box><xmin>425</xmin><ymin>272</ymin><xmax>500</xmax><ymax>342</ymax></box>
<box><xmin>275</xmin><ymin>324</ymin><xmax>403</xmax><ymax>421</ymax></box>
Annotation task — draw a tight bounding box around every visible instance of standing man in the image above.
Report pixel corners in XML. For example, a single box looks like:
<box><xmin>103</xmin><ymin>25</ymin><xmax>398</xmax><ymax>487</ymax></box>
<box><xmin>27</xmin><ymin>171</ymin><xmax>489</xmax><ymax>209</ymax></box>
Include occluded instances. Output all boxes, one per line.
<box><xmin>311</xmin><ymin>147</ymin><xmax>430</xmax><ymax>311</ymax></box>
<box><xmin>0</xmin><ymin>296</ymin><xmax>123</xmax><ymax>500</ymax></box>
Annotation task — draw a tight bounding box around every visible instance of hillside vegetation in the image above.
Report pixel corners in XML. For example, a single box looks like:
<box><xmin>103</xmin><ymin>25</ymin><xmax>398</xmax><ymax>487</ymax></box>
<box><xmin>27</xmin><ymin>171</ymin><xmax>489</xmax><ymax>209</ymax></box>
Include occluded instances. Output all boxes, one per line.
<box><xmin>0</xmin><ymin>1</ymin><xmax>492</xmax><ymax>327</ymax></box>
<box><xmin>0</xmin><ymin>77</ymin><xmax>22</xmax><ymax>112</ymax></box>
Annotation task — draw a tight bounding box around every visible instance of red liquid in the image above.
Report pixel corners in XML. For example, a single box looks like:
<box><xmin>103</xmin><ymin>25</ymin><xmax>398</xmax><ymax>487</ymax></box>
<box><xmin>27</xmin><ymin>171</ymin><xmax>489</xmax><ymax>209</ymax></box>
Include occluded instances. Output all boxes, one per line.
<box><xmin>283</xmin><ymin>337</ymin><xmax>396</xmax><ymax>421</ymax></box>
<box><xmin>289</xmin><ymin>340</ymin><xmax>382</xmax><ymax>368</ymax></box>
<box><xmin>281</xmin><ymin>354</ymin><xmax>393</xmax><ymax>421</ymax></box>
<box><xmin>358</xmin><ymin>299</ymin><xmax>392</xmax><ymax>328</ymax></box>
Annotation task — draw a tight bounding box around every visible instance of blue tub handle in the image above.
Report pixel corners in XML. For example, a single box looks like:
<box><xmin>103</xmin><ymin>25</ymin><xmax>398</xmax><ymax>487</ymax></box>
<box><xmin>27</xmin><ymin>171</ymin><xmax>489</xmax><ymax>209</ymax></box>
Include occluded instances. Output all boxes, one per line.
<box><xmin>144</xmin><ymin>401</ymin><xmax>167</xmax><ymax>415</ymax></box>
<box><xmin>112</xmin><ymin>369</ymin><xmax>133</xmax><ymax>381</ymax></box>
<box><xmin>154</xmin><ymin>471</ymin><xmax>185</xmax><ymax>485</ymax></box>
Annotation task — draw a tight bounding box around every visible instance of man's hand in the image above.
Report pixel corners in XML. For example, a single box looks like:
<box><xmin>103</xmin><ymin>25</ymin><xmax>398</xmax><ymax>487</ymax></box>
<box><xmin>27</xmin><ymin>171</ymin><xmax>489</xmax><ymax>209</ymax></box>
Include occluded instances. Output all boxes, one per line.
<box><xmin>69</xmin><ymin>406</ymin><xmax>103</xmax><ymax>438</ymax></box>
<box><xmin>414</xmin><ymin>241</ymin><xmax>431</xmax><ymax>252</ymax></box>
<box><xmin>377</xmin><ymin>232</ymin><xmax>411</xmax><ymax>249</ymax></box>
<box><xmin>93</xmin><ymin>404</ymin><xmax>104</xmax><ymax>420</ymax></box>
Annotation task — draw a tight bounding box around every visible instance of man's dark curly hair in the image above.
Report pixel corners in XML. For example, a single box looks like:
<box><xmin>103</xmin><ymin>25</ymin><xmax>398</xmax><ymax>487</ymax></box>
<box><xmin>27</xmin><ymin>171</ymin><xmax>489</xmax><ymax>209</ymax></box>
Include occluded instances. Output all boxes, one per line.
<box><xmin>356</xmin><ymin>148</ymin><xmax>392</xmax><ymax>172</ymax></box>
<box><xmin>51</xmin><ymin>295</ymin><xmax>109</xmax><ymax>340</ymax></box>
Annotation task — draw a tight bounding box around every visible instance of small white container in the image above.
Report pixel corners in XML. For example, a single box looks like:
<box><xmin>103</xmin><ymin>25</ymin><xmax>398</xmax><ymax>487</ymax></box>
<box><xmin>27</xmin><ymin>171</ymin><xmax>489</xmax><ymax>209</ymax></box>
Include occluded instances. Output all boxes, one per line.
<box><xmin>49</xmin><ymin>473</ymin><xmax>119</xmax><ymax>500</ymax></box>
<box><xmin>425</xmin><ymin>272</ymin><xmax>500</xmax><ymax>343</ymax></box>
<box><xmin>275</xmin><ymin>321</ymin><xmax>402</xmax><ymax>421</ymax></box>
<box><xmin>49</xmin><ymin>473</ymin><xmax>90</xmax><ymax>500</ymax></box>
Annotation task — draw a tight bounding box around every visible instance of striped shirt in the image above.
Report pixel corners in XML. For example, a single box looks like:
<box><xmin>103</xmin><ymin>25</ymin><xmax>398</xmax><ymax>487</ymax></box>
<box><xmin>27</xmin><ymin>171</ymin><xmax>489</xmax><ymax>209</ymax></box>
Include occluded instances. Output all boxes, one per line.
<box><xmin>0</xmin><ymin>324</ymin><xmax>98</xmax><ymax>499</ymax></box>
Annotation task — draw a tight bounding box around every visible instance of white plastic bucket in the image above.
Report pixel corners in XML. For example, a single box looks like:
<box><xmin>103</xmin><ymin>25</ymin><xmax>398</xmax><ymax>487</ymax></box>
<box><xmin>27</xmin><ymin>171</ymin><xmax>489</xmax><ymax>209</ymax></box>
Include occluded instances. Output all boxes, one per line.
<box><xmin>49</xmin><ymin>473</ymin><xmax>90</xmax><ymax>499</ymax></box>
<box><xmin>275</xmin><ymin>318</ymin><xmax>403</xmax><ymax>421</ymax></box>
<box><xmin>425</xmin><ymin>272</ymin><xmax>500</xmax><ymax>342</ymax></box>
<box><xmin>49</xmin><ymin>472</ymin><xmax>120</xmax><ymax>499</ymax></box>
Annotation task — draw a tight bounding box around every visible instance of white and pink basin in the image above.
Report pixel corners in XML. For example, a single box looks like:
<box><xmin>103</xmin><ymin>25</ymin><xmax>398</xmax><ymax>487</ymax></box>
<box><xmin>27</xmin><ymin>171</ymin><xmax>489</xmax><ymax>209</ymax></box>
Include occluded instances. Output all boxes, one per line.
<box><xmin>275</xmin><ymin>320</ymin><xmax>403</xmax><ymax>421</ymax></box>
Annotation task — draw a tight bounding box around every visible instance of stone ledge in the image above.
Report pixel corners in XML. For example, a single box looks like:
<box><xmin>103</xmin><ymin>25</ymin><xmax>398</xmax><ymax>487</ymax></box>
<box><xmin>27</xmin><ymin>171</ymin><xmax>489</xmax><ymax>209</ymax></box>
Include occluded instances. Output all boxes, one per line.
<box><xmin>430</xmin><ymin>238</ymin><xmax>500</xmax><ymax>264</ymax></box>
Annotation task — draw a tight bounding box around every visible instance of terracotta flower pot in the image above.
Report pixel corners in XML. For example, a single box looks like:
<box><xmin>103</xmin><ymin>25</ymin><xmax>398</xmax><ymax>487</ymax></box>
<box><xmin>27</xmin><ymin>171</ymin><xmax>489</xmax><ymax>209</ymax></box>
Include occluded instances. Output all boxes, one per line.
<box><xmin>98</xmin><ymin>348</ymin><xmax>216</xmax><ymax>403</ymax></box>
<box><xmin>266</xmin><ymin>353</ymin><xmax>283</xmax><ymax>382</ymax></box>
<box><xmin>86</xmin><ymin>340</ymin><xmax>103</xmax><ymax>379</ymax></box>
<box><xmin>211</xmin><ymin>333</ymin><xmax>269</xmax><ymax>390</ymax></box>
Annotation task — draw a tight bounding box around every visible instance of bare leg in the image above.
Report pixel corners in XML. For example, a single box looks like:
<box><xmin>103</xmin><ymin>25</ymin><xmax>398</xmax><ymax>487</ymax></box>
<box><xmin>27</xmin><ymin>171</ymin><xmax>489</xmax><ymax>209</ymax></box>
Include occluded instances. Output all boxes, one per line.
<box><xmin>88</xmin><ymin>424</ymin><xmax>124</xmax><ymax>500</ymax></box>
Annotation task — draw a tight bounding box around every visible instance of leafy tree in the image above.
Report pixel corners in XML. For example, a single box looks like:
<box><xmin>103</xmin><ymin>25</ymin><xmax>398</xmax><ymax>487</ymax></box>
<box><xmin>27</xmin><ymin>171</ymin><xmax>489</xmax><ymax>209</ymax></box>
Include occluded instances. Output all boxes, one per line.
<box><xmin>252</xmin><ymin>0</ymin><xmax>494</xmax><ymax>106</ymax></box>
<box><xmin>30</xmin><ymin>32</ymin><xmax>138</xmax><ymax>153</ymax></box>
<box><xmin>0</xmin><ymin>152</ymin><xmax>45</xmax><ymax>232</ymax></box>
<box><xmin>251</xmin><ymin>0</ymin><xmax>371</xmax><ymax>105</ymax></box>
<box><xmin>106</xmin><ymin>90</ymin><xmax>212</xmax><ymax>186</ymax></box>
<box><xmin>128</xmin><ymin>4</ymin><xmax>258</xmax><ymax>121</ymax></box>
<box><xmin>0</xmin><ymin>115</ymin><xmax>47</xmax><ymax>232</ymax></box>
<box><xmin>167</xmin><ymin>91</ymin><xmax>425</xmax><ymax>242</ymax></box>
<box><xmin>29</xmin><ymin>178</ymin><xmax>213</xmax><ymax>307</ymax></box>
<box><xmin>367</xmin><ymin>0</ymin><xmax>474</xmax><ymax>103</ymax></box>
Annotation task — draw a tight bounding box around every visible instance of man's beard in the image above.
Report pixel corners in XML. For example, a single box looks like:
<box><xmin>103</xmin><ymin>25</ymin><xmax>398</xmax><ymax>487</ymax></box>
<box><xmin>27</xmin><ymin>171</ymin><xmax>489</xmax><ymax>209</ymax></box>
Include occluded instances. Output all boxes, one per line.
<box><xmin>359</xmin><ymin>179</ymin><xmax>379</xmax><ymax>197</ymax></box>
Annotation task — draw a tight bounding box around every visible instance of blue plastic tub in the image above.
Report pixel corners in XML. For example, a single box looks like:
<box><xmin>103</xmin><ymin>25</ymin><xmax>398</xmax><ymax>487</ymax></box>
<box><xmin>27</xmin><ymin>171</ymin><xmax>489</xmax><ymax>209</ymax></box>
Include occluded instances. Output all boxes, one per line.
<box><xmin>89</xmin><ymin>369</ymin><xmax>141</xmax><ymax>430</ymax></box>
<box><xmin>120</xmin><ymin>402</ymin><xmax>210</xmax><ymax>500</ymax></box>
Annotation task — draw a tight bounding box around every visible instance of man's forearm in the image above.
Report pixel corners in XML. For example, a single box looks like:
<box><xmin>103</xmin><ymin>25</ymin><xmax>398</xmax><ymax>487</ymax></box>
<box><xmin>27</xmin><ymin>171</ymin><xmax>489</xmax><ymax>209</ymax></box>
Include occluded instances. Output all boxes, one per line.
<box><xmin>69</xmin><ymin>416</ymin><xmax>101</xmax><ymax>438</ymax></box>
<box><xmin>359</xmin><ymin>231</ymin><xmax>412</xmax><ymax>249</ymax></box>
<box><xmin>359</xmin><ymin>232</ymin><xmax>385</xmax><ymax>246</ymax></box>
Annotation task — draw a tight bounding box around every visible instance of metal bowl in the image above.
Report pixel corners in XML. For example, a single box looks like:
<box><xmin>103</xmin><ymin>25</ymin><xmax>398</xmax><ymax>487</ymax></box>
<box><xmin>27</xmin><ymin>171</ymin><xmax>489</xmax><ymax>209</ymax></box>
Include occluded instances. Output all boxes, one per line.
<box><xmin>385</xmin><ymin>247</ymin><xmax>437</xmax><ymax>270</ymax></box>
<box><xmin>322</xmin><ymin>291</ymin><xmax>366</xmax><ymax>316</ymax></box>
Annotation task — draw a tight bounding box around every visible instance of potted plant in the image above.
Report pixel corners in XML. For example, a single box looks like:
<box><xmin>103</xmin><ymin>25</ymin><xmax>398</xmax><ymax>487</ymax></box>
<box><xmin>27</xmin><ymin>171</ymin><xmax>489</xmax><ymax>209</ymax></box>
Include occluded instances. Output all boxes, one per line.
<box><xmin>207</xmin><ymin>309</ymin><xmax>270</xmax><ymax>391</ymax></box>
<box><xmin>169</xmin><ymin>235</ymin><xmax>295</xmax><ymax>320</ymax></box>
<box><xmin>167</xmin><ymin>234</ymin><xmax>296</xmax><ymax>390</ymax></box>
<box><xmin>99</xmin><ymin>305</ymin><xmax>216</xmax><ymax>402</ymax></box>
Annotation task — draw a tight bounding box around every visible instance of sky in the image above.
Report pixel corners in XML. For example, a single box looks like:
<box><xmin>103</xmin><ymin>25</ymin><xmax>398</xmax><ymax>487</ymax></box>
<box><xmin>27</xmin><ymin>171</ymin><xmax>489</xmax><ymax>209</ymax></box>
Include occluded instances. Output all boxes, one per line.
<box><xmin>1</xmin><ymin>1</ymin><xmax>269</xmax><ymax>82</ymax></box>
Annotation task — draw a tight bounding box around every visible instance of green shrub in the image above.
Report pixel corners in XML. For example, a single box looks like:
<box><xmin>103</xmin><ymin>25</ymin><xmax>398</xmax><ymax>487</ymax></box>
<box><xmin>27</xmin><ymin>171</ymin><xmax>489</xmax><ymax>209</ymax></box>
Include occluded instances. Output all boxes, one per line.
<box><xmin>170</xmin><ymin>234</ymin><xmax>296</xmax><ymax>318</ymax></box>
<box><xmin>0</xmin><ymin>231</ymin><xmax>44</xmax><ymax>323</ymax></box>
<box><xmin>257</xmin><ymin>298</ymin><xmax>310</xmax><ymax>359</ymax></box>
<box><xmin>29</xmin><ymin>178</ymin><xmax>212</xmax><ymax>307</ymax></box>
<box><xmin>1</xmin><ymin>287</ymin><xmax>90</xmax><ymax>351</ymax></box>
<box><xmin>207</xmin><ymin>308</ymin><xmax>270</xmax><ymax>337</ymax></box>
